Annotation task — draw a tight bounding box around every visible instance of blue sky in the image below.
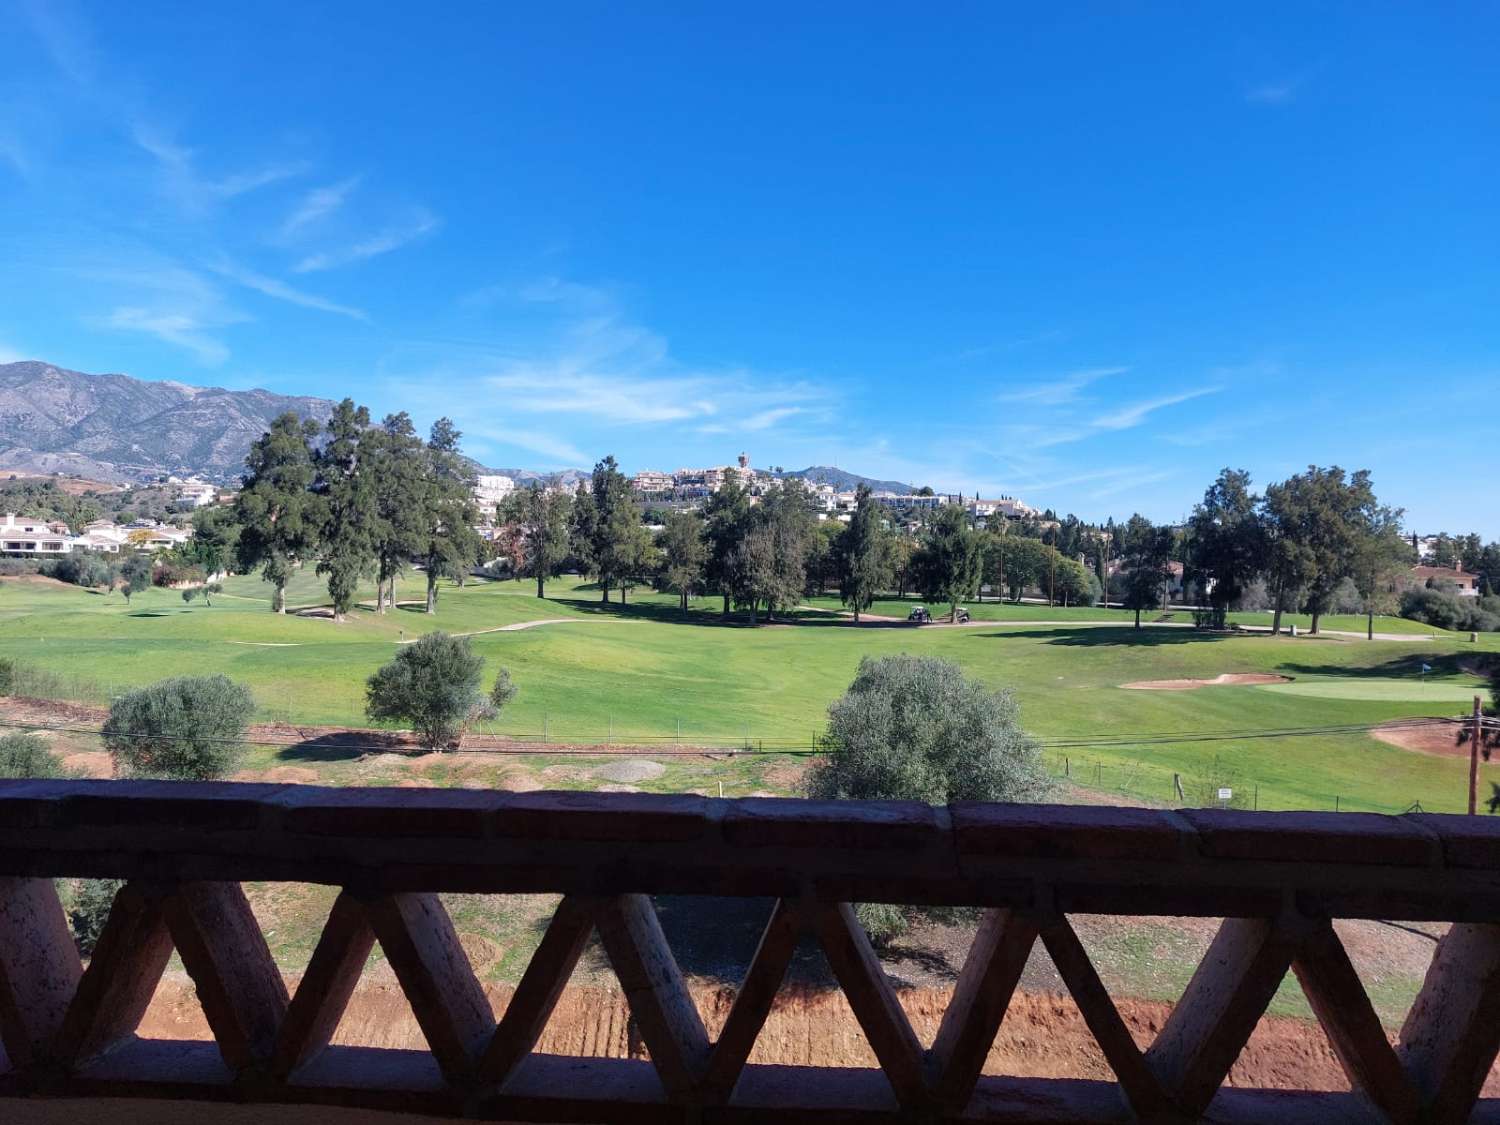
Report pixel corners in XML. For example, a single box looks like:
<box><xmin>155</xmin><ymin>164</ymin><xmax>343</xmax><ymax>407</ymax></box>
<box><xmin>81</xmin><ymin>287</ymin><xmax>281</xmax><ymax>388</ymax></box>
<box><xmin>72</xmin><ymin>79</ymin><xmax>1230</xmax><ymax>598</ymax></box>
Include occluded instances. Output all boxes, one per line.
<box><xmin>1</xmin><ymin>3</ymin><xmax>1496</xmax><ymax>532</ymax></box>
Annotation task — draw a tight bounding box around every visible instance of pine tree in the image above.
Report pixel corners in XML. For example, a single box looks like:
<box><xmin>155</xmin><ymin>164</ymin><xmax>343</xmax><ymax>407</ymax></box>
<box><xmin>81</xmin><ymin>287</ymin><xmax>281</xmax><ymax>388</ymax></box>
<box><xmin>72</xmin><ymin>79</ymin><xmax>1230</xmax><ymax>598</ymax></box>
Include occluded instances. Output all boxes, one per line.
<box><xmin>660</xmin><ymin>509</ymin><xmax>707</xmax><ymax>609</ymax></box>
<box><xmin>581</xmin><ymin>456</ymin><xmax>634</xmax><ymax>603</ymax></box>
<box><xmin>234</xmin><ymin>413</ymin><xmax>322</xmax><ymax>613</ymax></box>
<box><xmin>1121</xmin><ymin>514</ymin><xmax>1173</xmax><ymax>628</ymax></box>
<box><xmin>703</xmin><ymin>469</ymin><xmax>751</xmax><ymax>617</ymax></box>
<box><xmin>367</xmin><ymin>413</ymin><xmax>429</xmax><ymax>613</ymax></box>
<box><xmin>501</xmin><ymin>487</ymin><xmax>572</xmax><ymax>597</ymax></box>
<box><xmin>314</xmin><ymin>399</ymin><xmax>375</xmax><ymax>621</ymax></box>
<box><xmin>916</xmin><ymin>503</ymin><xmax>983</xmax><ymax>620</ymax></box>
<box><xmin>420</xmin><ymin>419</ymin><xmax>480</xmax><ymax>614</ymax></box>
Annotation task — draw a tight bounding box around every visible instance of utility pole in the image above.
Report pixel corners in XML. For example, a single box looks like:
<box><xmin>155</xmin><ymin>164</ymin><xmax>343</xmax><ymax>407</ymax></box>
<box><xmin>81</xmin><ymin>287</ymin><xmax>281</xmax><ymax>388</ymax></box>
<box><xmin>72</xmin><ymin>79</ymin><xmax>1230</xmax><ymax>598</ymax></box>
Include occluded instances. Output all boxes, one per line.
<box><xmin>1049</xmin><ymin>551</ymin><xmax>1056</xmax><ymax>608</ymax></box>
<box><xmin>1470</xmin><ymin>695</ymin><xmax>1483</xmax><ymax>815</ymax></box>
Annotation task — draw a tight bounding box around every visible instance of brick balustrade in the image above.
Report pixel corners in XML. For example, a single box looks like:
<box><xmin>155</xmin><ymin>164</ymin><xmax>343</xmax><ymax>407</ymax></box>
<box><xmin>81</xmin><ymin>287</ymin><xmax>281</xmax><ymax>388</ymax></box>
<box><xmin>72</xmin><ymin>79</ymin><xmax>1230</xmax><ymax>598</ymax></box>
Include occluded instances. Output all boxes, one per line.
<box><xmin>2</xmin><ymin>780</ymin><xmax>1500</xmax><ymax>1122</ymax></box>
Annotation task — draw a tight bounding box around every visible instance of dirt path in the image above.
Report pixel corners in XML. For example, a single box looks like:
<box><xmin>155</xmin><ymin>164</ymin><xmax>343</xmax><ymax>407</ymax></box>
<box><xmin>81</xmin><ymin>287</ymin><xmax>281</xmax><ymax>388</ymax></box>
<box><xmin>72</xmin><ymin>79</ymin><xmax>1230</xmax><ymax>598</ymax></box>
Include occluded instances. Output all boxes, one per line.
<box><xmin>1370</xmin><ymin>719</ymin><xmax>1467</xmax><ymax>759</ymax></box>
<box><xmin>395</xmin><ymin>616</ymin><xmax>616</xmax><ymax>643</ymax></box>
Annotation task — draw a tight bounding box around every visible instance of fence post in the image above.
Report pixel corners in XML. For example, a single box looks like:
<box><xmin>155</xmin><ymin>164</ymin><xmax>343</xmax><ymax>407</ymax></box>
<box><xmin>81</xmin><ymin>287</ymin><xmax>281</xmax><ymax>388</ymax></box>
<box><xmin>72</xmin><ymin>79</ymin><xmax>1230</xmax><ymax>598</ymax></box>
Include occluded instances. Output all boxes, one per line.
<box><xmin>1253</xmin><ymin>784</ymin><xmax>1259</xmax><ymax>811</ymax></box>
<box><xmin>543</xmin><ymin>712</ymin><xmax>549</xmax><ymax>743</ymax></box>
<box><xmin>1064</xmin><ymin>756</ymin><xmax>1070</xmax><ymax>778</ymax></box>
<box><xmin>1335</xmin><ymin>795</ymin><xmax>1340</xmax><ymax>813</ymax></box>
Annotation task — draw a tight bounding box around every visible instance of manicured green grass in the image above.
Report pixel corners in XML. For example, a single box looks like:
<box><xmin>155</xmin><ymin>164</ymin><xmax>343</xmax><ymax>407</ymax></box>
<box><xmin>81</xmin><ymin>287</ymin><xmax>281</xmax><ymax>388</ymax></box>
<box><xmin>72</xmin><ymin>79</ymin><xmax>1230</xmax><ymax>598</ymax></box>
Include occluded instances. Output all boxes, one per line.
<box><xmin>1</xmin><ymin>572</ymin><xmax>1493</xmax><ymax>814</ymax></box>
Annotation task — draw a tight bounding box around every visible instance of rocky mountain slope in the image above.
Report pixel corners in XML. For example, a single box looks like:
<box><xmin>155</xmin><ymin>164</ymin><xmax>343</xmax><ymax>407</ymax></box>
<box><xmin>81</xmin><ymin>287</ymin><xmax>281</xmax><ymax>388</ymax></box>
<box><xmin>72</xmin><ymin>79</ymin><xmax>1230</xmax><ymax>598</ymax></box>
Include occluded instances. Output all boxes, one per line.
<box><xmin>0</xmin><ymin>361</ymin><xmax>335</xmax><ymax>483</ymax></box>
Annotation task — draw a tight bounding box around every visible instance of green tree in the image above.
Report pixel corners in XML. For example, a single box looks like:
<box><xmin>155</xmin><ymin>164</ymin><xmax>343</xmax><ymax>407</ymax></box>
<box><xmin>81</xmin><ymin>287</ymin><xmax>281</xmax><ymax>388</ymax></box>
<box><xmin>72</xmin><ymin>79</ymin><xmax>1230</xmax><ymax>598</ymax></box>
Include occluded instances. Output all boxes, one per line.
<box><xmin>1186</xmin><ymin>468</ymin><xmax>1266</xmax><ymax>628</ymax></box>
<box><xmin>420</xmin><ymin>419</ymin><xmax>481</xmax><ymax>614</ymax></box>
<box><xmin>235</xmin><ymin>412</ymin><xmax>323</xmax><ymax>613</ymax></box>
<box><xmin>1352</xmin><ymin>501</ymin><xmax>1413</xmax><ymax>640</ymax></box>
<box><xmin>1053</xmin><ymin>555</ymin><xmax>1098</xmax><ymax>606</ymax></box>
<box><xmin>916</xmin><ymin>504</ymin><xmax>983</xmax><ymax>620</ymax></box>
<box><xmin>103</xmin><ymin>675</ymin><xmax>256</xmax><ymax>779</ymax></box>
<box><xmin>1262</xmin><ymin>466</ymin><xmax>1378</xmax><ymax>635</ymax></box>
<box><xmin>836</xmin><ymin>485</ymin><xmax>890</xmax><ymax>622</ymax></box>
<box><xmin>0</xmin><ymin>732</ymin><xmax>68</xmax><ymax>778</ymax></box>
<box><xmin>365</xmin><ymin>631</ymin><xmax>489</xmax><ymax>749</ymax></box>
<box><xmin>616</xmin><ymin>519</ymin><xmax>659</xmax><ymax>604</ymax></box>
<box><xmin>575</xmin><ymin>456</ymin><xmax>636</xmax><ymax>603</ymax></box>
<box><xmin>117</xmin><ymin>551</ymin><xmax>153</xmax><ymax>604</ymax></box>
<box><xmin>1121</xmin><ymin>514</ymin><xmax>1173</xmax><ymax>628</ymax></box>
<box><xmin>888</xmin><ymin>534</ymin><xmax>917</xmax><ymax>599</ymax></box>
<box><xmin>187</xmin><ymin>504</ymin><xmax>240</xmax><ymax>580</ymax></box>
<box><xmin>315</xmin><ymin>399</ymin><xmax>376</xmax><ymax>621</ymax></box>
<box><xmin>500</xmin><ymin>487</ymin><xmax>572</xmax><ymax>598</ymax></box>
<box><xmin>367</xmin><ymin>412</ymin><xmax>430</xmax><ymax>613</ymax></box>
<box><xmin>703</xmin><ymin>469</ymin><xmax>752</xmax><ymax>616</ymax></box>
<box><xmin>741</xmin><ymin>480</ymin><xmax>812</xmax><ymax>622</ymax></box>
<box><xmin>806</xmin><ymin>654</ymin><xmax>1045</xmax><ymax>804</ymax></box>
<box><xmin>994</xmin><ymin>535</ymin><xmax>1050</xmax><ymax>603</ymax></box>
<box><xmin>660</xmin><ymin>509</ymin><xmax>708</xmax><ymax>609</ymax></box>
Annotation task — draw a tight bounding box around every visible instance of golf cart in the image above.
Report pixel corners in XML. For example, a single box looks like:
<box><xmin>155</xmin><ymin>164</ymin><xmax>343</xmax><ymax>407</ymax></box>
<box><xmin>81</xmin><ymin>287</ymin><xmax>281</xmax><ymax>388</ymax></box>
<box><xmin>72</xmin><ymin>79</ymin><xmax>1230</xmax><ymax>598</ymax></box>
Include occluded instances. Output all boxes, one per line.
<box><xmin>908</xmin><ymin>605</ymin><xmax>971</xmax><ymax>624</ymax></box>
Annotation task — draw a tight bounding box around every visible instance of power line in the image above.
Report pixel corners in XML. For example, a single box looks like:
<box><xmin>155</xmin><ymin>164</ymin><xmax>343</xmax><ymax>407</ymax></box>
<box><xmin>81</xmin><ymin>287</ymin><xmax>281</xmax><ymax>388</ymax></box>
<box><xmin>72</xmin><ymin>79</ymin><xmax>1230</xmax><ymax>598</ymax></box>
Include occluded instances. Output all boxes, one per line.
<box><xmin>0</xmin><ymin>714</ymin><xmax>1469</xmax><ymax>758</ymax></box>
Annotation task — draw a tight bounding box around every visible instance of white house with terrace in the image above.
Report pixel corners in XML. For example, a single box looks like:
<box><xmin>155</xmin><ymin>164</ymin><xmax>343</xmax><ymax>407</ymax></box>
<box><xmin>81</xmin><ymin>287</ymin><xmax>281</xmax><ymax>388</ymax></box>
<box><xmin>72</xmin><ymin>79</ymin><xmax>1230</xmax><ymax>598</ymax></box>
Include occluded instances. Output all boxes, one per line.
<box><xmin>0</xmin><ymin>514</ymin><xmax>193</xmax><ymax>557</ymax></box>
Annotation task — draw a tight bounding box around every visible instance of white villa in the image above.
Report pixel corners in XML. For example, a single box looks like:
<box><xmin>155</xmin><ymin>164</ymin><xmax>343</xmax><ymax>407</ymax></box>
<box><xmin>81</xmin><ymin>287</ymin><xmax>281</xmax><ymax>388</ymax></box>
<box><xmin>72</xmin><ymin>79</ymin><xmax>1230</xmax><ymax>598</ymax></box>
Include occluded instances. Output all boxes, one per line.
<box><xmin>0</xmin><ymin>514</ymin><xmax>192</xmax><ymax>557</ymax></box>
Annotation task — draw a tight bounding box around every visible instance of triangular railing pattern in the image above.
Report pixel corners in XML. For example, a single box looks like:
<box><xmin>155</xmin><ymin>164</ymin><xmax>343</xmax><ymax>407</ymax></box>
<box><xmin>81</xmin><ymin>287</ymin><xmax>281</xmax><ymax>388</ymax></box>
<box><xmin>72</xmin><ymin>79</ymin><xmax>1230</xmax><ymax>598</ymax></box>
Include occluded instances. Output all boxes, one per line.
<box><xmin>2</xmin><ymin>782</ymin><xmax>1500</xmax><ymax>1123</ymax></box>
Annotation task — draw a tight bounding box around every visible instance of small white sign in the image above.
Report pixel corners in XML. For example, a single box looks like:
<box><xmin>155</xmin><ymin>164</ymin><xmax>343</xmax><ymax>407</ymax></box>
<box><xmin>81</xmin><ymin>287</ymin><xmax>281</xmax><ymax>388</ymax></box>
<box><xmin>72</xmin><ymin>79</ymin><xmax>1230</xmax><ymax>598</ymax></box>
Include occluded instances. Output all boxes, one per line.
<box><xmin>1217</xmin><ymin>787</ymin><xmax>1233</xmax><ymax>800</ymax></box>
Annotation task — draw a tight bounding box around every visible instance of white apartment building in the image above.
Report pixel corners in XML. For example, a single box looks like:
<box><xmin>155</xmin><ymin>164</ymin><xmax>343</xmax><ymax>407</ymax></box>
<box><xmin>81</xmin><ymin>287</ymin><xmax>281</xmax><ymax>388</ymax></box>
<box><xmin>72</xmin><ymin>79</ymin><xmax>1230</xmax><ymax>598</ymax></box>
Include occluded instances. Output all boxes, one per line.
<box><xmin>0</xmin><ymin>514</ymin><xmax>71</xmax><ymax>555</ymax></box>
<box><xmin>0</xmin><ymin>514</ymin><xmax>194</xmax><ymax>557</ymax></box>
<box><xmin>168</xmin><ymin>476</ymin><xmax>219</xmax><ymax>508</ymax></box>
<box><xmin>473</xmin><ymin>474</ymin><xmax>517</xmax><ymax>513</ymax></box>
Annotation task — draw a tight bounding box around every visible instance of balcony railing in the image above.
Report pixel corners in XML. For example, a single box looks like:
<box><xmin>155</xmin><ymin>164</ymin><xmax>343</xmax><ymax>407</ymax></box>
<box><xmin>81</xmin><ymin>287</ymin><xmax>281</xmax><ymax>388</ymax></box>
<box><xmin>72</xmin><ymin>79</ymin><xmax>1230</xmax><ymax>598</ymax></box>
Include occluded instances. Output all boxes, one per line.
<box><xmin>2</xmin><ymin>780</ymin><xmax>1499</xmax><ymax>1122</ymax></box>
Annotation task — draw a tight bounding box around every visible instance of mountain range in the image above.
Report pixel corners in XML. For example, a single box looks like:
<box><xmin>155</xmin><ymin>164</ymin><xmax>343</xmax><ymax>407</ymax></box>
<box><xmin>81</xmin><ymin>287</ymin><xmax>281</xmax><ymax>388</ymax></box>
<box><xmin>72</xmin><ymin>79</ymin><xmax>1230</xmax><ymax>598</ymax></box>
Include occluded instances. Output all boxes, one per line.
<box><xmin>0</xmin><ymin>361</ymin><xmax>917</xmax><ymax>494</ymax></box>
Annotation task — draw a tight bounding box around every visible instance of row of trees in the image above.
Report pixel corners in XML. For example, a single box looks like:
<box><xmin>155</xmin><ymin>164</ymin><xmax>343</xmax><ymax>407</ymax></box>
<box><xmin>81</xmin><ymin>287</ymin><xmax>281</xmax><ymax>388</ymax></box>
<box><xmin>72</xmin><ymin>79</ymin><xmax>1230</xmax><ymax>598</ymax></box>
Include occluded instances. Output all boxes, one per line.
<box><xmin>500</xmin><ymin>461</ymin><xmax>1118</xmax><ymax>625</ymax></box>
<box><xmin>233</xmin><ymin>405</ymin><xmax>479</xmax><ymax>618</ymax></box>
<box><xmin>1185</xmin><ymin>465</ymin><xmax>1410</xmax><ymax>636</ymax></box>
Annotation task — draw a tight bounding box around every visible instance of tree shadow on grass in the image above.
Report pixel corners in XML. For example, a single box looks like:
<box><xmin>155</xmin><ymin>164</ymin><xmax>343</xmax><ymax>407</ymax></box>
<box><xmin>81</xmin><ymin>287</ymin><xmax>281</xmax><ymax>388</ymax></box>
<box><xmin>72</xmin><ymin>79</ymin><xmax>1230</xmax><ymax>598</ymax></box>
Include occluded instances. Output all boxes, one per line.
<box><xmin>276</xmin><ymin>730</ymin><xmax>410</xmax><ymax>762</ymax></box>
<box><xmin>651</xmin><ymin>895</ymin><xmax>836</xmax><ymax>986</ymax></box>
<box><xmin>1278</xmin><ymin>653</ymin><xmax>1489</xmax><ymax>680</ymax></box>
<box><xmin>965</xmin><ymin>625</ymin><xmax>1236</xmax><ymax>648</ymax></box>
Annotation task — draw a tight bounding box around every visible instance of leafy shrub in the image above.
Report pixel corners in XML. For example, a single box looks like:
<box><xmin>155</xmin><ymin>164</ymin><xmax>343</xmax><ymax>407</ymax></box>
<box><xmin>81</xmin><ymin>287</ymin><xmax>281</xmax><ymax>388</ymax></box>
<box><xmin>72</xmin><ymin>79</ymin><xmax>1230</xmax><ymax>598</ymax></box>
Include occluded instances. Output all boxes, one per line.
<box><xmin>366</xmin><ymin>632</ymin><xmax>492</xmax><ymax>749</ymax></box>
<box><xmin>1402</xmin><ymin>588</ymin><xmax>1500</xmax><ymax>633</ymax></box>
<box><xmin>805</xmin><ymin>654</ymin><xmax>1047</xmax><ymax>806</ymax></box>
<box><xmin>69</xmin><ymin>878</ymin><xmax>122</xmax><ymax>955</ymax></box>
<box><xmin>103</xmin><ymin>675</ymin><xmax>256</xmax><ymax>779</ymax></box>
<box><xmin>0</xmin><ymin>657</ymin><xmax>13</xmax><ymax>695</ymax></box>
<box><xmin>0</xmin><ymin>732</ymin><xmax>69</xmax><ymax>778</ymax></box>
<box><xmin>804</xmin><ymin>656</ymin><xmax>1046</xmax><ymax>942</ymax></box>
<box><xmin>42</xmin><ymin>550</ymin><xmax>116</xmax><ymax>589</ymax></box>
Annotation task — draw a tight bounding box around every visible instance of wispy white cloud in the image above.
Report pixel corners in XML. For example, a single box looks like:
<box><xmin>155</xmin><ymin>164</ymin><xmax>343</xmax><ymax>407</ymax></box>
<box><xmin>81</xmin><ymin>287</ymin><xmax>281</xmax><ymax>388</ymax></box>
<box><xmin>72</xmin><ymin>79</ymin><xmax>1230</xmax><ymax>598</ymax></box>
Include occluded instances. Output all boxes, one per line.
<box><xmin>279</xmin><ymin>177</ymin><xmax>361</xmax><ymax>239</ymax></box>
<box><xmin>1246</xmin><ymin>77</ymin><xmax>1303</xmax><ymax>105</ymax></box>
<box><xmin>1087</xmin><ymin>469</ymin><xmax>1174</xmax><ymax>500</ymax></box>
<box><xmin>743</xmin><ymin>406</ymin><xmax>807</xmax><ymax>431</ymax></box>
<box><xmin>998</xmin><ymin>366</ymin><xmax>1128</xmax><ymax>407</ymax></box>
<box><xmin>294</xmin><ymin>208</ymin><xmax>439</xmax><ymax>272</ymax></box>
<box><xmin>131</xmin><ymin>120</ymin><xmax>306</xmax><ymax>213</ymax></box>
<box><xmin>208</xmin><ymin>258</ymin><xmax>368</xmax><ymax>322</ymax></box>
<box><xmin>468</xmin><ymin>425</ymin><xmax>590</xmax><ymax>468</ymax></box>
<box><xmin>97</xmin><ymin>308</ymin><xmax>230</xmax><ymax>365</ymax></box>
<box><xmin>1091</xmin><ymin>387</ymin><xmax>1223</xmax><ymax>431</ymax></box>
<box><xmin>20</xmin><ymin>0</ymin><xmax>96</xmax><ymax>86</ymax></box>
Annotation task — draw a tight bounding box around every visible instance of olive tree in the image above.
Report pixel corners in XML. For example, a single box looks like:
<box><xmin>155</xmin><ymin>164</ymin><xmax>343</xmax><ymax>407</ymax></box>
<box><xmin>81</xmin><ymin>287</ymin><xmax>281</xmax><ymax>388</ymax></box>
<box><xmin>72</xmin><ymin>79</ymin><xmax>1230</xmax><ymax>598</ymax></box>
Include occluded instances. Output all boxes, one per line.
<box><xmin>0</xmin><ymin>732</ymin><xmax>69</xmax><ymax>778</ymax></box>
<box><xmin>366</xmin><ymin>632</ymin><xmax>515</xmax><ymax>749</ymax></box>
<box><xmin>103</xmin><ymin>675</ymin><xmax>256</xmax><ymax>780</ymax></box>
<box><xmin>804</xmin><ymin>655</ymin><xmax>1046</xmax><ymax>939</ymax></box>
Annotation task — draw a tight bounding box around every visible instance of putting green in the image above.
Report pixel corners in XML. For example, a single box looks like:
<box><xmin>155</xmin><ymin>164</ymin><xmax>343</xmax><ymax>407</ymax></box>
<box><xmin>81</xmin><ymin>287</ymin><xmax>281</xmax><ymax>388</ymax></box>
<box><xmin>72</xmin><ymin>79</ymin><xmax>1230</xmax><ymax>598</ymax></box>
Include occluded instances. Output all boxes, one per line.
<box><xmin>1258</xmin><ymin>678</ymin><xmax>1485</xmax><ymax>703</ymax></box>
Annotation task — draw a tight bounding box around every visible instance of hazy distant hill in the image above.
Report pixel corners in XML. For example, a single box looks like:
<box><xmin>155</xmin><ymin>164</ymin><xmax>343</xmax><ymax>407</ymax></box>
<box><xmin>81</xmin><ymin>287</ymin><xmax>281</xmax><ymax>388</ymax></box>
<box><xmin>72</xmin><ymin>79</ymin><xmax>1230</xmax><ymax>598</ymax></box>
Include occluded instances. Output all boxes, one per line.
<box><xmin>778</xmin><ymin>465</ymin><xmax>914</xmax><ymax>494</ymax></box>
<box><xmin>0</xmin><ymin>361</ymin><xmax>921</xmax><ymax>494</ymax></box>
<box><xmin>0</xmin><ymin>361</ymin><xmax>335</xmax><ymax>484</ymax></box>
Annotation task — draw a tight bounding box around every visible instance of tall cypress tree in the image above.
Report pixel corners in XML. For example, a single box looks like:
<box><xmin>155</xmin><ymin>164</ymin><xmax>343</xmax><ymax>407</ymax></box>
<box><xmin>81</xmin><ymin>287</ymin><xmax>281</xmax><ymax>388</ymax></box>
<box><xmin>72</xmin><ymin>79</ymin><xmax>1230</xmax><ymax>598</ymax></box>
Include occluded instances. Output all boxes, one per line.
<box><xmin>314</xmin><ymin>399</ymin><xmax>374</xmax><ymax>622</ymax></box>
<box><xmin>583</xmin><ymin>455</ymin><xmax>634</xmax><ymax>603</ymax></box>
<box><xmin>420</xmin><ymin>418</ymin><xmax>480</xmax><ymax>614</ymax></box>
<box><xmin>234</xmin><ymin>412</ymin><xmax>322</xmax><ymax>613</ymax></box>
<box><xmin>837</xmin><ymin>485</ymin><xmax>890</xmax><ymax>623</ymax></box>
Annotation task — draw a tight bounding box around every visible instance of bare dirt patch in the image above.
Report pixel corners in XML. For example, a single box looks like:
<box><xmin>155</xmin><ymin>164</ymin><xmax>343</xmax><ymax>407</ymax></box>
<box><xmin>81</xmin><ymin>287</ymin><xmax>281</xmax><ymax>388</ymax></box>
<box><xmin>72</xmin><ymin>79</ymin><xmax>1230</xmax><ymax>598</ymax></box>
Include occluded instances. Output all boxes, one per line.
<box><xmin>60</xmin><ymin>751</ymin><xmax>113</xmax><ymax>778</ymax></box>
<box><xmin>134</xmin><ymin>978</ymin><xmax>1497</xmax><ymax>1093</ymax></box>
<box><xmin>1121</xmin><ymin>673</ymin><xmax>1291</xmax><ymax>691</ymax></box>
<box><xmin>1370</xmin><ymin>721</ymin><xmax>1465</xmax><ymax>759</ymax></box>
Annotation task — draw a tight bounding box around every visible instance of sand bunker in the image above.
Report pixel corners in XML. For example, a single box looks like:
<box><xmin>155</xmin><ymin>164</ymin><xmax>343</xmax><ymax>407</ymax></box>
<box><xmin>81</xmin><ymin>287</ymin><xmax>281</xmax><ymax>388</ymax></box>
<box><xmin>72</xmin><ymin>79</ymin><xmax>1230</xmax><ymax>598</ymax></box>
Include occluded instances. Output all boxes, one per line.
<box><xmin>1122</xmin><ymin>673</ymin><xmax>1291</xmax><ymax>691</ymax></box>
<box><xmin>1370</xmin><ymin>721</ymin><xmax>1465</xmax><ymax>759</ymax></box>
